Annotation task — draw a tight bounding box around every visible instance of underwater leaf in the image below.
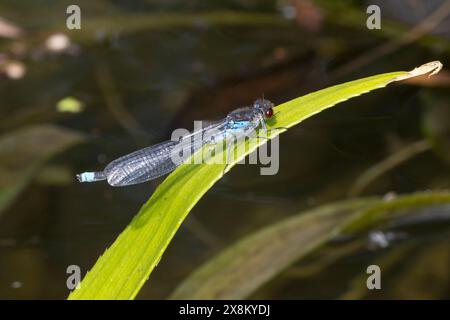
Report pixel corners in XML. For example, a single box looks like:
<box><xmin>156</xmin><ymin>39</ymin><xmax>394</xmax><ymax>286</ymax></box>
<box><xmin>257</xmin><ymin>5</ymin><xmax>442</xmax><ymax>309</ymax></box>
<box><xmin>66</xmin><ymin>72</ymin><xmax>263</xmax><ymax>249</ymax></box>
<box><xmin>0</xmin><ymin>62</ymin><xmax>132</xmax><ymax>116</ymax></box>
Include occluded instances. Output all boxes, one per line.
<box><xmin>50</xmin><ymin>11</ymin><xmax>288</xmax><ymax>43</ymax></box>
<box><xmin>170</xmin><ymin>199</ymin><xmax>377</xmax><ymax>299</ymax></box>
<box><xmin>0</xmin><ymin>125</ymin><xmax>84</xmax><ymax>215</ymax></box>
<box><xmin>342</xmin><ymin>191</ymin><xmax>450</xmax><ymax>233</ymax></box>
<box><xmin>68</xmin><ymin>61</ymin><xmax>443</xmax><ymax>300</ymax></box>
<box><xmin>171</xmin><ymin>191</ymin><xmax>450</xmax><ymax>299</ymax></box>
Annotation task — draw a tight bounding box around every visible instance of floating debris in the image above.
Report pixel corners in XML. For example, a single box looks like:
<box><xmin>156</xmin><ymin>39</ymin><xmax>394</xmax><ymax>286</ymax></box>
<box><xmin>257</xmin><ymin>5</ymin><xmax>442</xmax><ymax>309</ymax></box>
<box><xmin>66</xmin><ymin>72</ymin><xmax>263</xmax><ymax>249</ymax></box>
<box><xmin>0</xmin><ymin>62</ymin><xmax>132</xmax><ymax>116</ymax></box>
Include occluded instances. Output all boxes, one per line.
<box><xmin>56</xmin><ymin>96</ymin><xmax>84</xmax><ymax>113</ymax></box>
<box><xmin>1</xmin><ymin>60</ymin><xmax>26</xmax><ymax>79</ymax></box>
<box><xmin>367</xmin><ymin>230</ymin><xmax>396</xmax><ymax>250</ymax></box>
<box><xmin>45</xmin><ymin>33</ymin><xmax>71</xmax><ymax>53</ymax></box>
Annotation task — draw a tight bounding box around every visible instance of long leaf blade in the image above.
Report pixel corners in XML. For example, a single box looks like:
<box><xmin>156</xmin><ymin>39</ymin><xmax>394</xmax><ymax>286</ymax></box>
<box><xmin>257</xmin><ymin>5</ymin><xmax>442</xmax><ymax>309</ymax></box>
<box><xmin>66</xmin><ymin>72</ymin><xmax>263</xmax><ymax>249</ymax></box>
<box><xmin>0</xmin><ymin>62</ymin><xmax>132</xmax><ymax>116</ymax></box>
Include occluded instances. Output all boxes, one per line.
<box><xmin>68</xmin><ymin>61</ymin><xmax>443</xmax><ymax>299</ymax></box>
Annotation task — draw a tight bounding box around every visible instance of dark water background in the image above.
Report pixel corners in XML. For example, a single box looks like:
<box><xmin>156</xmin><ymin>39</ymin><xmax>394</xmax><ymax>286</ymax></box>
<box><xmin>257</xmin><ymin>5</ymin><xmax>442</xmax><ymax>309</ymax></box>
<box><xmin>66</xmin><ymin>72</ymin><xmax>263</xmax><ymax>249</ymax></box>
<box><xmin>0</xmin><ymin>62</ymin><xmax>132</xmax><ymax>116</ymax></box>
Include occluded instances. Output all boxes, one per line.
<box><xmin>0</xmin><ymin>0</ymin><xmax>449</xmax><ymax>299</ymax></box>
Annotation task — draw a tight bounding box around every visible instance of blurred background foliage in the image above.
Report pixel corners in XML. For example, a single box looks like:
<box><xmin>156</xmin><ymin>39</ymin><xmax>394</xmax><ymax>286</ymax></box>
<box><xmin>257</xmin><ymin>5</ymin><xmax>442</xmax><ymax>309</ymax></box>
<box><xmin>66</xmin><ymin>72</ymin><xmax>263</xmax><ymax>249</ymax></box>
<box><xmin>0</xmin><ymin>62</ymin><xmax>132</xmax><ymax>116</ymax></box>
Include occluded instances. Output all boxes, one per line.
<box><xmin>0</xmin><ymin>0</ymin><xmax>449</xmax><ymax>299</ymax></box>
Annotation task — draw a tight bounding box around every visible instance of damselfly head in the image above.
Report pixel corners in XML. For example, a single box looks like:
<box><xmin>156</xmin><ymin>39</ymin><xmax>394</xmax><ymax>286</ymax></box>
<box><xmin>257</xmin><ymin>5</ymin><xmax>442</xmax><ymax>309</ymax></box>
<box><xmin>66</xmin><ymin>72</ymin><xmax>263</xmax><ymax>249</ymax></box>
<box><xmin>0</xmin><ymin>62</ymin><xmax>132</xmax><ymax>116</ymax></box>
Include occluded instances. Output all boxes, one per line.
<box><xmin>254</xmin><ymin>99</ymin><xmax>274</xmax><ymax>119</ymax></box>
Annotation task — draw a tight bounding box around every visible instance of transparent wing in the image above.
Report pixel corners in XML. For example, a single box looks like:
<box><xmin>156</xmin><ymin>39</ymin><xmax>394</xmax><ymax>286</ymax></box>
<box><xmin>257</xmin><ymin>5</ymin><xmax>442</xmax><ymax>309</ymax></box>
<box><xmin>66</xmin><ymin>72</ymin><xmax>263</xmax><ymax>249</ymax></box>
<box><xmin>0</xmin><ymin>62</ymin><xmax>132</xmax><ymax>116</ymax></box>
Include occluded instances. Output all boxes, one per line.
<box><xmin>103</xmin><ymin>140</ymin><xmax>179</xmax><ymax>186</ymax></box>
<box><xmin>103</xmin><ymin>120</ymin><xmax>228</xmax><ymax>186</ymax></box>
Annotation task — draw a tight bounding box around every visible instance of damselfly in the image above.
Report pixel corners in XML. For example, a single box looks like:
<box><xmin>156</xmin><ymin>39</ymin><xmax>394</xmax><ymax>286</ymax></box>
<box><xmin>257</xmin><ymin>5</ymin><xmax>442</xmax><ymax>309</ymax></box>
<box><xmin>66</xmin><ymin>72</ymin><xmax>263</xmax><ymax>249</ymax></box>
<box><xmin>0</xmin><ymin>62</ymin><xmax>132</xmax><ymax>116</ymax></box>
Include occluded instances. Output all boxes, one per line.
<box><xmin>77</xmin><ymin>99</ymin><xmax>276</xmax><ymax>186</ymax></box>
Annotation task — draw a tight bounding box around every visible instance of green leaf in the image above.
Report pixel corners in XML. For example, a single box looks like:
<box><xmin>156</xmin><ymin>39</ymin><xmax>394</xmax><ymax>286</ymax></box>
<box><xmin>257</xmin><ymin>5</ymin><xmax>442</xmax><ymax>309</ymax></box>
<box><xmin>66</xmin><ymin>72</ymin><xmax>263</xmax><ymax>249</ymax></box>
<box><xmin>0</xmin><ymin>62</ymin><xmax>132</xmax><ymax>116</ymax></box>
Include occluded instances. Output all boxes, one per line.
<box><xmin>68</xmin><ymin>61</ymin><xmax>443</xmax><ymax>300</ymax></box>
<box><xmin>0</xmin><ymin>125</ymin><xmax>84</xmax><ymax>216</ymax></box>
<box><xmin>170</xmin><ymin>191</ymin><xmax>450</xmax><ymax>299</ymax></box>
<box><xmin>170</xmin><ymin>198</ymin><xmax>377</xmax><ymax>299</ymax></box>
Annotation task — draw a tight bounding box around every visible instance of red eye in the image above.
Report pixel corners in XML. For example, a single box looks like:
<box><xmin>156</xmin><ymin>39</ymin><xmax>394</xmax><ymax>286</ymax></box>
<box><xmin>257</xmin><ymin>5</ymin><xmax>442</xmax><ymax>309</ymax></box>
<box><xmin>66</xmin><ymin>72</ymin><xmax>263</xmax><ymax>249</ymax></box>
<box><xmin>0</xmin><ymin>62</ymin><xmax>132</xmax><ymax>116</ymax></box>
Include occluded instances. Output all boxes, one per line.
<box><xmin>265</xmin><ymin>108</ymin><xmax>274</xmax><ymax>118</ymax></box>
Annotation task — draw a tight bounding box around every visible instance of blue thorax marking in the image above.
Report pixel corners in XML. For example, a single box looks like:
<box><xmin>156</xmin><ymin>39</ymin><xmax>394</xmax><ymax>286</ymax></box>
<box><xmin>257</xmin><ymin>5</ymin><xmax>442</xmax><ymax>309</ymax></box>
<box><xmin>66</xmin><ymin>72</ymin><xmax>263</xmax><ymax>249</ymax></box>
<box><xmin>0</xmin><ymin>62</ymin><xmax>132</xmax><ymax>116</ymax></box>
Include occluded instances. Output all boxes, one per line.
<box><xmin>229</xmin><ymin>120</ymin><xmax>251</xmax><ymax>129</ymax></box>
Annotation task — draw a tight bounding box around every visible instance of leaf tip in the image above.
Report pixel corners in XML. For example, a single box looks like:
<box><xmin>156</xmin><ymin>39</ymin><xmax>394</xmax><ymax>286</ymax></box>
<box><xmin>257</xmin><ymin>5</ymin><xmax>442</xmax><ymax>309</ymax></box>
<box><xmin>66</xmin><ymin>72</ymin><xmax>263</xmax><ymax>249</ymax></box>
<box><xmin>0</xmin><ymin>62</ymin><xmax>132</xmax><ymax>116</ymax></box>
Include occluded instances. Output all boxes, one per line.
<box><xmin>394</xmin><ymin>61</ymin><xmax>443</xmax><ymax>82</ymax></box>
